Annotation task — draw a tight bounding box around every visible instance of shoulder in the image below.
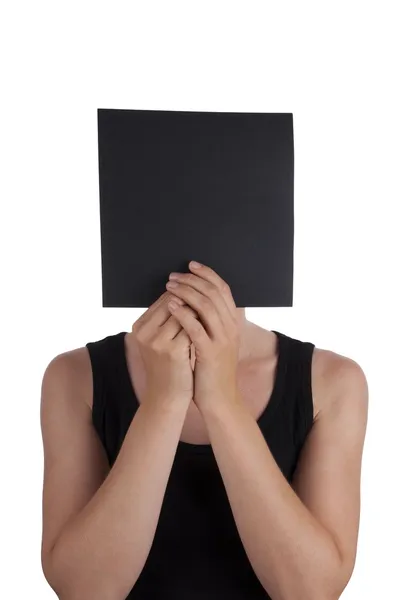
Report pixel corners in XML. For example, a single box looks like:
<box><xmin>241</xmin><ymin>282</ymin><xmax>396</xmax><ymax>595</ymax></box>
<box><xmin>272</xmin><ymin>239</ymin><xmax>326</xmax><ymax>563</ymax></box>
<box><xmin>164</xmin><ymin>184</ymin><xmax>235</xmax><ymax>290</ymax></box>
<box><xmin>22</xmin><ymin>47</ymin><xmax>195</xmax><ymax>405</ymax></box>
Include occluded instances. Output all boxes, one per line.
<box><xmin>311</xmin><ymin>345</ymin><xmax>369</xmax><ymax>423</ymax></box>
<box><xmin>41</xmin><ymin>346</ymin><xmax>94</xmax><ymax>412</ymax></box>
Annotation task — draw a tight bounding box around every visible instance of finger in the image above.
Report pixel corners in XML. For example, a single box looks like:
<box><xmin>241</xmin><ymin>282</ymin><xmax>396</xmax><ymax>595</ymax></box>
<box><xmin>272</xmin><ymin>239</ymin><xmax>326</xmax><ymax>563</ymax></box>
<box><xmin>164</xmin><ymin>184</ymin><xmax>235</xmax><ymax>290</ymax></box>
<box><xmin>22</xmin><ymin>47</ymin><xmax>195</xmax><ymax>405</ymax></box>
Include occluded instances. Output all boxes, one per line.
<box><xmin>166</xmin><ymin>278</ymin><xmax>231</xmax><ymax>338</ymax></box>
<box><xmin>167</xmin><ymin>301</ymin><xmax>209</xmax><ymax>350</ymax></box>
<box><xmin>158</xmin><ymin>299</ymin><xmax>199</xmax><ymax>341</ymax></box>
<box><xmin>188</xmin><ymin>261</ymin><xmax>237</xmax><ymax>317</ymax></box>
<box><xmin>145</xmin><ymin>291</ymin><xmax>172</xmax><ymax>317</ymax></box>
<box><xmin>138</xmin><ymin>292</ymin><xmax>186</xmax><ymax>335</ymax></box>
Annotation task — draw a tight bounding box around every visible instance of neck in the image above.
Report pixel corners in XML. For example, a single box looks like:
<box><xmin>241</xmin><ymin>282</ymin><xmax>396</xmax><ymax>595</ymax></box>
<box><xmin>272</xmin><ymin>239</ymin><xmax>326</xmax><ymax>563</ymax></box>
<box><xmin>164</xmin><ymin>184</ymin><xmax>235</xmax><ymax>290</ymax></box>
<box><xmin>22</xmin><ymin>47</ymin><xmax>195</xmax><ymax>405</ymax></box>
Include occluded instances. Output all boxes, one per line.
<box><xmin>235</xmin><ymin>308</ymin><xmax>258</xmax><ymax>362</ymax></box>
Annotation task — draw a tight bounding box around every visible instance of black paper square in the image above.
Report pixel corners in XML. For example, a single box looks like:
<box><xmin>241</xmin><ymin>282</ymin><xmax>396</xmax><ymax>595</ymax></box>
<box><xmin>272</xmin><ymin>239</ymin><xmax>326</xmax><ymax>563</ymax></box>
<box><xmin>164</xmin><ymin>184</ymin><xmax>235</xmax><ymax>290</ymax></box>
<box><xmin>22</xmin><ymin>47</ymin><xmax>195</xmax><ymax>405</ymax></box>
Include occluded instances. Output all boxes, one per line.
<box><xmin>97</xmin><ymin>108</ymin><xmax>294</xmax><ymax>308</ymax></box>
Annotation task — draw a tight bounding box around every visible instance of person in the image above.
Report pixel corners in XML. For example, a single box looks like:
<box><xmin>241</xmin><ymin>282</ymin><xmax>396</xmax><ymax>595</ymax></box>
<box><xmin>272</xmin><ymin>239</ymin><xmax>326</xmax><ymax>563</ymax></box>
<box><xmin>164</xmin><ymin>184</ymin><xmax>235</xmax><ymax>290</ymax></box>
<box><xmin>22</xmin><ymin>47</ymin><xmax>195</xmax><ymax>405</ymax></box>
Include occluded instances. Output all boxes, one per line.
<box><xmin>40</xmin><ymin>260</ymin><xmax>368</xmax><ymax>600</ymax></box>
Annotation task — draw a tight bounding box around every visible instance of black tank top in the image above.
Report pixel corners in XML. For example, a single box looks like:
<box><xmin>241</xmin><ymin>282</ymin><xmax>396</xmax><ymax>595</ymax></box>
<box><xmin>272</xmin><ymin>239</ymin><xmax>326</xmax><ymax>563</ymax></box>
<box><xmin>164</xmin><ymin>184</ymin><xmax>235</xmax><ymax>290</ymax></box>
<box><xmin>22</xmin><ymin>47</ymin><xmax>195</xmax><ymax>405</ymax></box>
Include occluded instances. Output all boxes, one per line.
<box><xmin>85</xmin><ymin>330</ymin><xmax>315</xmax><ymax>599</ymax></box>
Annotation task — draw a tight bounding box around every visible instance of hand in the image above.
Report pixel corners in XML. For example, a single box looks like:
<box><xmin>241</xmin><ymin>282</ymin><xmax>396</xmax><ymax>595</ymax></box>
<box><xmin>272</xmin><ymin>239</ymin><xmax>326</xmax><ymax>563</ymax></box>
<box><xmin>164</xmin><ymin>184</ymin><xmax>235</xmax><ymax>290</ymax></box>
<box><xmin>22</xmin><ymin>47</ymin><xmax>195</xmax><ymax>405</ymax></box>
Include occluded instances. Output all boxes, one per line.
<box><xmin>129</xmin><ymin>291</ymin><xmax>198</xmax><ymax>407</ymax></box>
<box><xmin>165</xmin><ymin>261</ymin><xmax>241</xmax><ymax>413</ymax></box>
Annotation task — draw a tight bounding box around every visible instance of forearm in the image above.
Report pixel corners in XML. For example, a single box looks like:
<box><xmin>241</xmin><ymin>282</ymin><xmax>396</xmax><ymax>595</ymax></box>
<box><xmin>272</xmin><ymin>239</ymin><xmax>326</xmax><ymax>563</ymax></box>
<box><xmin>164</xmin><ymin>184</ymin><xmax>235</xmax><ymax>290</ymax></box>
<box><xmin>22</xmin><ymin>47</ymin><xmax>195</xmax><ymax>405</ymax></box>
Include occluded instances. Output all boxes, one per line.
<box><xmin>200</xmin><ymin>397</ymin><xmax>343</xmax><ymax>600</ymax></box>
<box><xmin>48</xmin><ymin>396</ymin><xmax>189</xmax><ymax>600</ymax></box>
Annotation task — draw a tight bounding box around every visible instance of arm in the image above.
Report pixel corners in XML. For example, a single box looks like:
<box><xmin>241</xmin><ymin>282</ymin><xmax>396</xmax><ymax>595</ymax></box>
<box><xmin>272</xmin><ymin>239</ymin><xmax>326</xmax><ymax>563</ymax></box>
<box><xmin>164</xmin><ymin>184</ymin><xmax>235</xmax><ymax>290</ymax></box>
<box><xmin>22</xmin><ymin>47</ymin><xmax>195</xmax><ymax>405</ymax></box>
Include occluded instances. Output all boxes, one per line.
<box><xmin>40</xmin><ymin>349</ymin><xmax>189</xmax><ymax>600</ymax></box>
<box><xmin>199</xmin><ymin>352</ymin><xmax>369</xmax><ymax>600</ymax></box>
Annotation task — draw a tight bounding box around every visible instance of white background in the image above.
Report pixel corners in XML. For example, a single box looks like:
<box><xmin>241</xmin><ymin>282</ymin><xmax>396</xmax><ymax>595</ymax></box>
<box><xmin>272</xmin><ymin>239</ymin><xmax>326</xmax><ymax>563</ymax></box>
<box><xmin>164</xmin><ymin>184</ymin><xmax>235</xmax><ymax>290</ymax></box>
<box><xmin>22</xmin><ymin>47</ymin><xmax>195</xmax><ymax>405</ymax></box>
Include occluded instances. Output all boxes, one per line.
<box><xmin>1</xmin><ymin>1</ymin><xmax>400</xmax><ymax>598</ymax></box>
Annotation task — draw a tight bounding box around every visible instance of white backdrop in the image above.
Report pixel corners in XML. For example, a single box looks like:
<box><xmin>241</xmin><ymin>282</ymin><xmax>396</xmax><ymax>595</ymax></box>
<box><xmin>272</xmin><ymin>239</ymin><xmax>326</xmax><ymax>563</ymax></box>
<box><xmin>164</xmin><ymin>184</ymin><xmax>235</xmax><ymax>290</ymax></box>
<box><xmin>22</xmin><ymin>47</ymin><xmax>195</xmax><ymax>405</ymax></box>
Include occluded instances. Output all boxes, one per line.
<box><xmin>1</xmin><ymin>1</ymin><xmax>400</xmax><ymax>598</ymax></box>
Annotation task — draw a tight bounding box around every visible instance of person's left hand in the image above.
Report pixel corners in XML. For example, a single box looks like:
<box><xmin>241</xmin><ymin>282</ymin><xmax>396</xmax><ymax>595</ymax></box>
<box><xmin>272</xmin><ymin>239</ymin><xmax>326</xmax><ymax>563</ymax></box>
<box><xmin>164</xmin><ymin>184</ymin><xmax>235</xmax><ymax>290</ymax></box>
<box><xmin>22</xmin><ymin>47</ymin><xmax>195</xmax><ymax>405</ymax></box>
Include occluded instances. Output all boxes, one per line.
<box><xmin>165</xmin><ymin>261</ymin><xmax>241</xmax><ymax>413</ymax></box>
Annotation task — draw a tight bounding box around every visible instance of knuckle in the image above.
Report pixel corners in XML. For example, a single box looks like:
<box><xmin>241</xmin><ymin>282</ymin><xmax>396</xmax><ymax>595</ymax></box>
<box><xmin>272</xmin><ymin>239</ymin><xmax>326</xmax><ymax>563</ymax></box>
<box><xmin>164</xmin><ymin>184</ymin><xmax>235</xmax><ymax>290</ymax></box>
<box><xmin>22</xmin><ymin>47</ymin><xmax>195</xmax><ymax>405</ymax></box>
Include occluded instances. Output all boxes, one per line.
<box><xmin>186</xmin><ymin>273</ymin><xmax>197</xmax><ymax>285</ymax></box>
<box><xmin>131</xmin><ymin>318</ymin><xmax>142</xmax><ymax>333</ymax></box>
<box><xmin>149</xmin><ymin>337</ymin><xmax>162</xmax><ymax>352</ymax></box>
<box><xmin>221</xmin><ymin>281</ymin><xmax>231</xmax><ymax>295</ymax></box>
<box><xmin>132</xmin><ymin>325</ymin><xmax>144</xmax><ymax>343</ymax></box>
<box><xmin>192</xmin><ymin>319</ymin><xmax>204</xmax><ymax>338</ymax></box>
<box><xmin>132</xmin><ymin>314</ymin><xmax>148</xmax><ymax>335</ymax></box>
<box><xmin>199</xmin><ymin>295</ymin><xmax>211</xmax><ymax>310</ymax></box>
<box><xmin>168</xmin><ymin>293</ymin><xmax>183</xmax><ymax>305</ymax></box>
<box><xmin>209</xmin><ymin>286</ymin><xmax>220</xmax><ymax>301</ymax></box>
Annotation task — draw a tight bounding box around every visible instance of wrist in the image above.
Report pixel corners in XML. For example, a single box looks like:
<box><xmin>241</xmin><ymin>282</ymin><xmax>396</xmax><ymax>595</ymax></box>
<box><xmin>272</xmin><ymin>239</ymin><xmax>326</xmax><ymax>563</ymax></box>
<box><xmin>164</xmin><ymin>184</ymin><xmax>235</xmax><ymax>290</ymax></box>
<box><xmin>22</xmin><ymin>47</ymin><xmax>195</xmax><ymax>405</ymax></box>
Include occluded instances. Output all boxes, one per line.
<box><xmin>197</xmin><ymin>388</ymin><xmax>242</xmax><ymax>419</ymax></box>
<box><xmin>144</xmin><ymin>391</ymin><xmax>192</xmax><ymax>414</ymax></box>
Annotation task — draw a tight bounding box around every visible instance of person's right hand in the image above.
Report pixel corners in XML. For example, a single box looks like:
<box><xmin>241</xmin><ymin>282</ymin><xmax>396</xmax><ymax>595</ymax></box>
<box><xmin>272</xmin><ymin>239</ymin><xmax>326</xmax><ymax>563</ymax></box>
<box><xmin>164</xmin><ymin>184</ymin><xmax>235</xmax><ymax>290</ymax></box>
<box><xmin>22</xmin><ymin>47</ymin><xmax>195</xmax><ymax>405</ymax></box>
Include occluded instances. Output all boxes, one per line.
<box><xmin>129</xmin><ymin>291</ymin><xmax>198</xmax><ymax>406</ymax></box>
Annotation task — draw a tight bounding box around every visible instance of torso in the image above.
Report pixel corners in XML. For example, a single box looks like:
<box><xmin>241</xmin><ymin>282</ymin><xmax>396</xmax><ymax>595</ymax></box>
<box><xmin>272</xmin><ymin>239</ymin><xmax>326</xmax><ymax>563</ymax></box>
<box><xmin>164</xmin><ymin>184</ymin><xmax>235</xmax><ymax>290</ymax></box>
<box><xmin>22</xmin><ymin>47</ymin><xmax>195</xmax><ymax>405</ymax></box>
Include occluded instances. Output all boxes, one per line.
<box><xmin>82</xmin><ymin>323</ymin><xmax>327</xmax><ymax>445</ymax></box>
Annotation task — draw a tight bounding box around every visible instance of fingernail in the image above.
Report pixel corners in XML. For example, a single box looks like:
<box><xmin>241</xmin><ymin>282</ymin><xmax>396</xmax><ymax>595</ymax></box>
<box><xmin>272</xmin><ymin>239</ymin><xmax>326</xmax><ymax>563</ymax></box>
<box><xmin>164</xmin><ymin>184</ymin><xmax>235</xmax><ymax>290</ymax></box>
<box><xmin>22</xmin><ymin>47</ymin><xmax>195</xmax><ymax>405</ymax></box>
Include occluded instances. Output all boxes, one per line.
<box><xmin>190</xmin><ymin>261</ymin><xmax>202</xmax><ymax>269</ymax></box>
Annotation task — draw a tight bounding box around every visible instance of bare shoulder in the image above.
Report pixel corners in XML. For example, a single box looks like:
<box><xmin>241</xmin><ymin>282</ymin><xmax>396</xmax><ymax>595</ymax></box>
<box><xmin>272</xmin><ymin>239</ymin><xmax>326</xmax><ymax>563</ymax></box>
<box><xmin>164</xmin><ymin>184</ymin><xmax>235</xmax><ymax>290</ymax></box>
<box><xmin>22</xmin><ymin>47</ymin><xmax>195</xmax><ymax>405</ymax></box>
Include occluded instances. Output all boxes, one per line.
<box><xmin>311</xmin><ymin>345</ymin><xmax>369</xmax><ymax>422</ymax></box>
<box><xmin>41</xmin><ymin>345</ymin><xmax>94</xmax><ymax>412</ymax></box>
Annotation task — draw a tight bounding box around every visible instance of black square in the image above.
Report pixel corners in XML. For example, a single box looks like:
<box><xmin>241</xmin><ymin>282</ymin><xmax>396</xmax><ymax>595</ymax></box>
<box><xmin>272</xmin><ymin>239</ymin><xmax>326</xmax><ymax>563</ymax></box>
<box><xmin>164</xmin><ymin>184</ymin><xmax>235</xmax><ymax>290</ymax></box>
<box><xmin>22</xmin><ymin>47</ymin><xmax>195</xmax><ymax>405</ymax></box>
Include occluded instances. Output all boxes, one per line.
<box><xmin>97</xmin><ymin>108</ymin><xmax>294</xmax><ymax>308</ymax></box>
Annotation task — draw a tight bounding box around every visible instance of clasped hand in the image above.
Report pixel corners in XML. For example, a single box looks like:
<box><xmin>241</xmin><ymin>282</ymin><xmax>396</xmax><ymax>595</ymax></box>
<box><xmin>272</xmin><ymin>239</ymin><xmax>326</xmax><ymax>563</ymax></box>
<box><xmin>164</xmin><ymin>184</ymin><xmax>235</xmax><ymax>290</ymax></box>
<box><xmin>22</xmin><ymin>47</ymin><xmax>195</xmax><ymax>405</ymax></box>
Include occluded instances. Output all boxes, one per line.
<box><xmin>166</xmin><ymin>261</ymin><xmax>241</xmax><ymax>413</ymax></box>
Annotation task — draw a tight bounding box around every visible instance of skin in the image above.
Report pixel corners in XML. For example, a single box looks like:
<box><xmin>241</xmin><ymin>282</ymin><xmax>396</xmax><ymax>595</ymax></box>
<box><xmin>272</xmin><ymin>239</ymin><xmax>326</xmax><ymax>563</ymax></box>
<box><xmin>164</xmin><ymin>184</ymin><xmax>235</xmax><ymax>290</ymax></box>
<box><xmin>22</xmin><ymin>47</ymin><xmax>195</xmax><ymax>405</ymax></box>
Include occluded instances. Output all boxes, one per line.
<box><xmin>40</xmin><ymin>262</ymin><xmax>368</xmax><ymax>600</ymax></box>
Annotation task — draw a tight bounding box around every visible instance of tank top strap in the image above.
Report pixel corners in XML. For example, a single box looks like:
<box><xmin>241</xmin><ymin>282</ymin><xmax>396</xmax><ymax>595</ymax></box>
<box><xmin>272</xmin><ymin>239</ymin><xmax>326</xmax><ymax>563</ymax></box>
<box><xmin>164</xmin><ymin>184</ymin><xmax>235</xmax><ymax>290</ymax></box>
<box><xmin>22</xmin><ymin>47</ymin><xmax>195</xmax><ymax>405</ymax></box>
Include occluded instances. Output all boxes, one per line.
<box><xmin>85</xmin><ymin>332</ymin><xmax>126</xmax><ymax>450</ymax></box>
<box><xmin>273</xmin><ymin>331</ymin><xmax>315</xmax><ymax>447</ymax></box>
